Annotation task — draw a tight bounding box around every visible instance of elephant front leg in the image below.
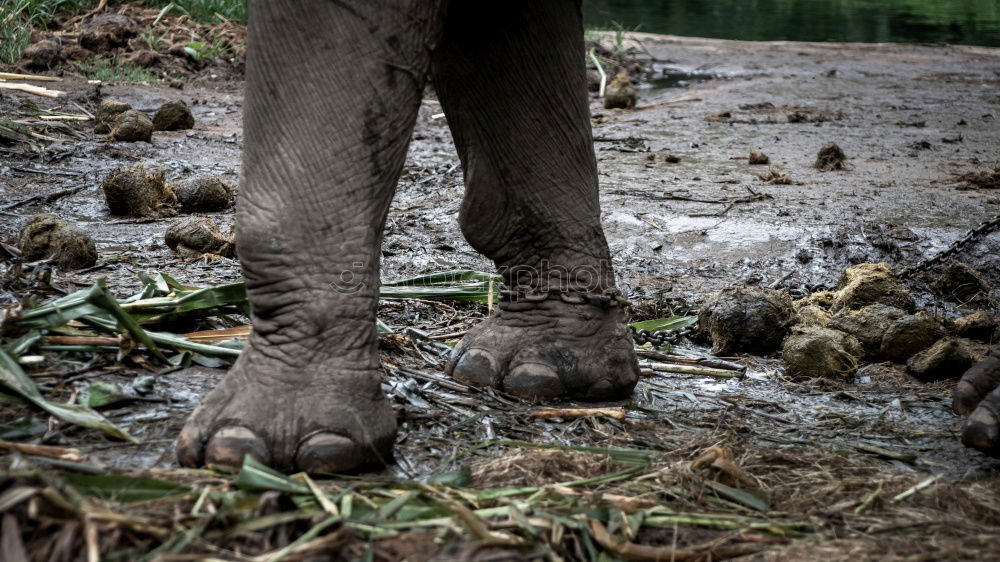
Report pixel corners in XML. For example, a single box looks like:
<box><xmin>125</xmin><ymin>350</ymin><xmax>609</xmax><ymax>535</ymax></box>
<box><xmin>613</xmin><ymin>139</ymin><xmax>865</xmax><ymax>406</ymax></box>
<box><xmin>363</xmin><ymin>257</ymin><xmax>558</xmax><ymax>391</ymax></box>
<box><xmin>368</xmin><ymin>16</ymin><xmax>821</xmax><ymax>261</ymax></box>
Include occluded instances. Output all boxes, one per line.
<box><xmin>431</xmin><ymin>1</ymin><xmax>640</xmax><ymax>401</ymax></box>
<box><xmin>176</xmin><ymin>0</ymin><xmax>443</xmax><ymax>473</ymax></box>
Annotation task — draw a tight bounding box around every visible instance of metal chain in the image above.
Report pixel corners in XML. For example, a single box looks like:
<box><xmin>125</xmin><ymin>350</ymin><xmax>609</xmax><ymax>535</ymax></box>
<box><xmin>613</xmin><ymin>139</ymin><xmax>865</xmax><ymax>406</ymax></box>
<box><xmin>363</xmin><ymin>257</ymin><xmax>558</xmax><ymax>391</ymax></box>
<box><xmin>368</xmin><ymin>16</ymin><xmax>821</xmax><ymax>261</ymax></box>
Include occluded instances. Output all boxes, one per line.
<box><xmin>500</xmin><ymin>285</ymin><xmax>698</xmax><ymax>348</ymax></box>
<box><xmin>629</xmin><ymin>324</ymin><xmax>699</xmax><ymax>348</ymax></box>
<box><xmin>896</xmin><ymin>212</ymin><xmax>1000</xmax><ymax>279</ymax></box>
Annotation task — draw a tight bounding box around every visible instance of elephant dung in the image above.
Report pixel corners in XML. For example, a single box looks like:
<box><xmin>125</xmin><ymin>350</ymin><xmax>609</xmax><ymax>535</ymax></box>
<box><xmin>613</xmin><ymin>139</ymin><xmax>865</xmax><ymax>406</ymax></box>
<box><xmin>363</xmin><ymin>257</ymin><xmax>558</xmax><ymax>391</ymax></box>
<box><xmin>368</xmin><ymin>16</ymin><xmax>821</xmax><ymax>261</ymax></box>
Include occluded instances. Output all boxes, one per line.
<box><xmin>907</xmin><ymin>338</ymin><xmax>973</xmax><ymax>381</ymax></box>
<box><xmin>22</xmin><ymin>40</ymin><xmax>63</xmax><ymax>70</ymax></box>
<box><xmin>953</xmin><ymin>311</ymin><xmax>998</xmax><ymax>342</ymax></box>
<box><xmin>699</xmin><ymin>286</ymin><xmax>795</xmax><ymax>355</ymax></box>
<box><xmin>166</xmin><ymin>217</ymin><xmax>235</xmax><ymax>258</ymax></box>
<box><xmin>782</xmin><ymin>326</ymin><xmax>863</xmax><ymax>379</ymax></box>
<box><xmin>604</xmin><ymin>71</ymin><xmax>636</xmax><ymax>110</ymax></box>
<box><xmin>831</xmin><ymin>263</ymin><xmax>915</xmax><ymax>313</ymax></box>
<box><xmin>102</xmin><ymin>164</ymin><xmax>179</xmax><ymax>217</ymax></box>
<box><xmin>930</xmin><ymin>261</ymin><xmax>991</xmax><ymax>303</ymax></box>
<box><xmin>794</xmin><ymin>304</ymin><xmax>832</xmax><ymax>328</ymax></box>
<box><xmin>748</xmin><ymin>150</ymin><xmax>770</xmax><ymax>165</ymax></box>
<box><xmin>814</xmin><ymin>142</ymin><xmax>847</xmax><ymax>171</ymax></box>
<box><xmin>94</xmin><ymin>100</ymin><xmax>131</xmax><ymax>134</ymax></box>
<box><xmin>880</xmin><ymin>313</ymin><xmax>947</xmax><ymax>362</ymax></box>
<box><xmin>78</xmin><ymin>14</ymin><xmax>137</xmax><ymax>53</ymax></box>
<box><xmin>18</xmin><ymin>214</ymin><xmax>97</xmax><ymax>269</ymax></box>
<box><xmin>176</xmin><ymin>177</ymin><xmax>234</xmax><ymax>212</ymax></box>
<box><xmin>828</xmin><ymin>304</ymin><xmax>907</xmax><ymax>359</ymax></box>
<box><xmin>110</xmin><ymin>110</ymin><xmax>154</xmax><ymax>142</ymax></box>
<box><xmin>153</xmin><ymin>100</ymin><xmax>195</xmax><ymax>131</ymax></box>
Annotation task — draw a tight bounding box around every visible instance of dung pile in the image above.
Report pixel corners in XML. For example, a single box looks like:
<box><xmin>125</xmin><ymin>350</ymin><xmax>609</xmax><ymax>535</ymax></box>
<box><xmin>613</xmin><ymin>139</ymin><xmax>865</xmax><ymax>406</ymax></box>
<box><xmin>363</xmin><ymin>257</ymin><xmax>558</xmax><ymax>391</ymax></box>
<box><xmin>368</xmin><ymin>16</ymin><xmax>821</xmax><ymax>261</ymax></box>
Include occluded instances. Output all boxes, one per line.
<box><xmin>879</xmin><ymin>313</ymin><xmax>947</xmax><ymax>362</ymax></box>
<box><xmin>931</xmin><ymin>261</ymin><xmax>991</xmax><ymax>303</ymax></box>
<box><xmin>700</xmin><ymin>262</ymin><xmax>990</xmax><ymax>382</ymax></box>
<box><xmin>102</xmin><ymin>164</ymin><xmax>179</xmax><ymax>217</ymax></box>
<box><xmin>110</xmin><ymin>110</ymin><xmax>154</xmax><ymax>142</ymax></box>
<box><xmin>748</xmin><ymin>150</ymin><xmax>770</xmax><ymax>165</ymax></box>
<box><xmin>78</xmin><ymin>14</ymin><xmax>137</xmax><ymax>53</ymax></box>
<box><xmin>153</xmin><ymin>100</ymin><xmax>195</xmax><ymax>131</ymax></box>
<box><xmin>22</xmin><ymin>40</ymin><xmax>63</xmax><ymax>70</ymax></box>
<box><xmin>698</xmin><ymin>287</ymin><xmax>795</xmax><ymax>355</ymax></box>
<box><xmin>831</xmin><ymin>263</ymin><xmax>914</xmax><ymax>312</ymax></box>
<box><xmin>907</xmin><ymin>338</ymin><xmax>973</xmax><ymax>381</ymax></box>
<box><xmin>814</xmin><ymin>143</ymin><xmax>847</xmax><ymax>171</ymax></box>
<box><xmin>604</xmin><ymin>71</ymin><xmax>637</xmax><ymax>110</ymax></box>
<box><xmin>176</xmin><ymin>177</ymin><xmax>234</xmax><ymax>212</ymax></box>
<box><xmin>782</xmin><ymin>326</ymin><xmax>862</xmax><ymax>379</ymax></box>
<box><xmin>165</xmin><ymin>217</ymin><xmax>236</xmax><ymax>258</ymax></box>
<box><xmin>953</xmin><ymin>311</ymin><xmax>998</xmax><ymax>342</ymax></box>
<box><xmin>828</xmin><ymin>304</ymin><xmax>906</xmax><ymax>359</ymax></box>
<box><xmin>18</xmin><ymin>214</ymin><xmax>97</xmax><ymax>269</ymax></box>
<box><xmin>94</xmin><ymin>100</ymin><xmax>131</xmax><ymax>134</ymax></box>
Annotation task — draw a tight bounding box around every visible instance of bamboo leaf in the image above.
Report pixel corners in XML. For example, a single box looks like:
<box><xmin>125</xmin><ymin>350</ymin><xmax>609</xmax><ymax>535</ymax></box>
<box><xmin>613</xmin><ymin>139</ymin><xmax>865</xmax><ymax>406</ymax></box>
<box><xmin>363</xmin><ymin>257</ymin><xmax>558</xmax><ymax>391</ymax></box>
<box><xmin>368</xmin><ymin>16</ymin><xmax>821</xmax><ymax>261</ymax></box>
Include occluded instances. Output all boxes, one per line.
<box><xmin>233</xmin><ymin>456</ymin><xmax>310</xmax><ymax>495</ymax></box>
<box><xmin>703</xmin><ymin>480</ymin><xmax>771</xmax><ymax>512</ymax></box>
<box><xmin>381</xmin><ymin>270</ymin><xmax>501</xmax><ymax>287</ymax></box>
<box><xmin>0</xmin><ymin>347</ymin><xmax>135</xmax><ymax>442</ymax></box>
<box><xmin>630</xmin><ymin>315</ymin><xmax>697</xmax><ymax>333</ymax></box>
<box><xmin>64</xmin><ymin>473</ymin><xmax>191</xmax><ymax>503</ymax></box>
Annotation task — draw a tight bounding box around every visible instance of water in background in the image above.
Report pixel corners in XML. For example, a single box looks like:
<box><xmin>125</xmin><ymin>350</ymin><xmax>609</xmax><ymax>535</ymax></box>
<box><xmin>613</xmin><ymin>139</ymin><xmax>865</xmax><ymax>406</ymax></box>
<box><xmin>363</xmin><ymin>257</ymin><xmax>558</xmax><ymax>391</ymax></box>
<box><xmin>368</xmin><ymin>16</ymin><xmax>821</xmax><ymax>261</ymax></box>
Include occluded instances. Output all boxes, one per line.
<box><xmin>583</xmin><ymin>0</ymin><xmax>1000</xmax><ymax>47</ymax></box>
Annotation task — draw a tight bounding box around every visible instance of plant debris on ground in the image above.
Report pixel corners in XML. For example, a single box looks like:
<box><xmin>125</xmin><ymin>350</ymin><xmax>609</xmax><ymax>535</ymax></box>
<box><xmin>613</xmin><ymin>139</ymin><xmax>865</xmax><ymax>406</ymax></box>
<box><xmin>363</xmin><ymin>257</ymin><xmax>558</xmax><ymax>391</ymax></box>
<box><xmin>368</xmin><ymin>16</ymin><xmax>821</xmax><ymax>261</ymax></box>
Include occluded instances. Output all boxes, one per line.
<box><xmin>3</xmin><ymin>6</ymin><xmax>1000</xmax><ymax>561</ymax></box>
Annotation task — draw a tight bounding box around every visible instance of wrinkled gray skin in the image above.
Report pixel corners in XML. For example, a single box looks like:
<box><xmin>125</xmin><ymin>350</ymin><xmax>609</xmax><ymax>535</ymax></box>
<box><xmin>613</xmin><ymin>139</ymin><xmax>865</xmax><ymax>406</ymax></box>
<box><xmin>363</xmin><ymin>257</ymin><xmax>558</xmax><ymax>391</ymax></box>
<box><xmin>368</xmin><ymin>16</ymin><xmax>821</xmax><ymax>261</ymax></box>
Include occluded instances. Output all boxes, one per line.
<box><xmin>176</xmin><ymin>0</ymin><xmax>640</xmax><ymax>473</ymax></box>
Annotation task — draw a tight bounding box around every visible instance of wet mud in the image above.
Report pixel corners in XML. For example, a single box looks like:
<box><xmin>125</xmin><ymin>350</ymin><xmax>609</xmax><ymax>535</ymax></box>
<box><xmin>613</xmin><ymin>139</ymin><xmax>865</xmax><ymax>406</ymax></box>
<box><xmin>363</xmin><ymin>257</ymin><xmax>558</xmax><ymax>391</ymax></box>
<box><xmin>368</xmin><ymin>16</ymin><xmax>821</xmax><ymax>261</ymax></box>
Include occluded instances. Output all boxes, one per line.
<box><xmin>3</xmin><ymin>32</ymin><xmax>1000</xmax><ymax>534</ymax></box>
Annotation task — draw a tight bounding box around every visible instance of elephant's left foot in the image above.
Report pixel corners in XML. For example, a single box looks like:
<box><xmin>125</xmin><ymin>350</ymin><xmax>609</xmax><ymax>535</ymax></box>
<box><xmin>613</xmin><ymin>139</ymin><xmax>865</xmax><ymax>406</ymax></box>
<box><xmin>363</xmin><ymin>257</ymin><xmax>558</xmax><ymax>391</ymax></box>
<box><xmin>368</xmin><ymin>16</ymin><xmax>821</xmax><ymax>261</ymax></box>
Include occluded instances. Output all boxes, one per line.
<box><xmin>954</xmin><ymin>345</ymin><xmax>1000</xmax><ymax>456</ymax></box>
<box><xmin>445</xmin><ymin>296</ymin><xmax>639</xmax><ymax>400</ymax></box>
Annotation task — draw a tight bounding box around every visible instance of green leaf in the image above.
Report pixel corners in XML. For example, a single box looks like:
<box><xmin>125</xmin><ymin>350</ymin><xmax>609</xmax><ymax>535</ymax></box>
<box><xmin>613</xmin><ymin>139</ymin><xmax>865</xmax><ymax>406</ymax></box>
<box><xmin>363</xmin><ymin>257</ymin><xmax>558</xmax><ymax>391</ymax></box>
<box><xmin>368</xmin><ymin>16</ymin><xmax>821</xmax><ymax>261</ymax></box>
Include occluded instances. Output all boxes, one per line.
<box><xmin>65</xmin><ymin>473</ymin><xmax>190</xmax><ymax>503</ymax></box>
<box><xmin>0</xmin><ymin>348</ymin><xmax>135</xmax><ymax>442</ymax></box>
<box><xmin>233</xmin><ymin>456</ymin><xmax>310</xmax><ymax>495</ymax></box>
<box><xmin>426</xmin><ymin>466</ymin><xmax>471</xmax><ymax>487</ymax></box>
<box><xmin>703</xmin><ymin>480</ymin><xmax>771</xmax><ymax>512</ymax></box>
<box><xmin>382</xmin><ymin>270</ymin><xmax>501</xmax><ymax>286</ymax></box>
<box><xmin>630</xmin><ymin>315</ymin><xmax>697</xmax><ymax>333</ymax></box>
<box><xmin>81</xmin><ymin>381</ymin><xmax>123</xmax><ymax>409</ymax></box>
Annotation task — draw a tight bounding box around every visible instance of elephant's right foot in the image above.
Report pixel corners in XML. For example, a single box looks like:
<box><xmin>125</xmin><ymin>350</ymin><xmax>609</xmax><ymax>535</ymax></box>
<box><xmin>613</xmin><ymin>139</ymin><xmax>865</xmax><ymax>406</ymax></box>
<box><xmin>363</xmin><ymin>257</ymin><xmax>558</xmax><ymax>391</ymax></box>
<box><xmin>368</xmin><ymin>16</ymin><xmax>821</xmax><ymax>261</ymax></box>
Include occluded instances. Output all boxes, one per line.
<box><xmin>954</xmin><ymin>345</ymin><xmax>1000</xmax><ymax>456</ymax></box>
<box><xmin>445</xmin><ymin>295</ymin><xmax>640</xmax><ymax>401</ymax></box>
<box><xmin>176</xmin><ymin>348</ymin><xmax>396</xmax><ymax>474</ymax></box>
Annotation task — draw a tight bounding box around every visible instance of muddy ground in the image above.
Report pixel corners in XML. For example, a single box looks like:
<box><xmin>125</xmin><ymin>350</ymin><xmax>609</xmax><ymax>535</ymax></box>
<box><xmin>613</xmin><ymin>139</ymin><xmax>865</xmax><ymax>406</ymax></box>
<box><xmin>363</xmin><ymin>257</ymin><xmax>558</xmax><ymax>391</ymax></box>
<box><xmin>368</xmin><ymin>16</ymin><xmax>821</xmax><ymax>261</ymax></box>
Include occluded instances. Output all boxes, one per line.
<box><xmin>4</xmin><ymin>28</ymin><xmax>1000</xmax><ymax>560</ymax></box>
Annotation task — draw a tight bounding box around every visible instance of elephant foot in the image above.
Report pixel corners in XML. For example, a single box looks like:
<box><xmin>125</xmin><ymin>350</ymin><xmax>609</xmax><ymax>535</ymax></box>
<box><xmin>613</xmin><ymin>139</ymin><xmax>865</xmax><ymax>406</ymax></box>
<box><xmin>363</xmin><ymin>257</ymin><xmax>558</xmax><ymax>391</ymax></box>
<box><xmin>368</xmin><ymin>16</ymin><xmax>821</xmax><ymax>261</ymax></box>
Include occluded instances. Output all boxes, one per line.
<box><xmin>446</xmin><ymin>294</ymin><xmax>640</xmax><ymax>401</ymax></box>
<box><xmin>954</xmin><ymin>345</ymin><xmax>1000</xmax><ymax>456</ymax></box>
<box><xmin>176</xmin><ymin>348</ymin><xmax>395</xmax><ymax>473</ymax></box>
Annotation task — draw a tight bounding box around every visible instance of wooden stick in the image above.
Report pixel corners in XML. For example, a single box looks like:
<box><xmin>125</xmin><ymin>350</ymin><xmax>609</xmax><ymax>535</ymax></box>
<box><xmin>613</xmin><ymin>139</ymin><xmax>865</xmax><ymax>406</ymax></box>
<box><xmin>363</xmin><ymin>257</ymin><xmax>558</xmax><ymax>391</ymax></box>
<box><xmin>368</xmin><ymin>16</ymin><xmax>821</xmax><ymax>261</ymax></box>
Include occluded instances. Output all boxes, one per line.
<box><xmin>0</xmin><ymin>440</ymin><xmax>84</xmax><ymax>462</ymax></box>
<box><xmin>180</xmin><ymin>325</ymin><xmax>252</xmax><ymax>342</ymax></box>
<box><xmin>0</xmin><ymin>83</ymin><xmax>65</xmax><ymax>98</ymax></box>
<box><xmin>42</xmin><ymin>335</ymin><xmax>118</xmax><ymax>346</ymax></box>
<box><xmin>38</xmin><ymin>115</ymin><xmax>91</xmax><ymax>121</ymax></box>
<box><xmin>530</xmin><ymin>407</ymin><xmax>626</xmax><ymax>421</ymax></box>
<box><xmin>0</xmin><ymin>72</ymin><xmax>62</xmax><ymax>82</ymax></box>
<box><xmin>643</xmin><ymin>362</ymin><xmax>740</xmax><ymax>379</ymax></box>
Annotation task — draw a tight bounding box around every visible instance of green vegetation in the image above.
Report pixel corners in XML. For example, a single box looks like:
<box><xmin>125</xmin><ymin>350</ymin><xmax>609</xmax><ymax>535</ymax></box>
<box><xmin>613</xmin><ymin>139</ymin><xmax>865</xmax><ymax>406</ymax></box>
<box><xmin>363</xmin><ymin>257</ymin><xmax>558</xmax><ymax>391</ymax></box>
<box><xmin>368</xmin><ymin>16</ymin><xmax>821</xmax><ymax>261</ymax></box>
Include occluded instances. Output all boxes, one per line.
<box><xmin>0</xmin><ymin>0</ymin><xmax>100</xmax><ymax>64</ymax></box>
<box><xmin>78</xmin><ymin>60</ymin><xmax>161</xmax><ymax>83</ymax></box>
<box><xmin>146</xmin><ymin>0</ymin><xmax>246</xmax><ymax>23</ymax></box>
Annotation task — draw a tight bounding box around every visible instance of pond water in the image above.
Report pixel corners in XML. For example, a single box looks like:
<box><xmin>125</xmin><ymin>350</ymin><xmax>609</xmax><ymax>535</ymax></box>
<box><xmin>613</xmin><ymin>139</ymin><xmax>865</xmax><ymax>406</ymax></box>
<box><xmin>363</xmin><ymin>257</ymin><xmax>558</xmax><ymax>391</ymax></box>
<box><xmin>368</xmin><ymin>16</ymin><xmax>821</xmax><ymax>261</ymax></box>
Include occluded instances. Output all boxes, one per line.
<box><xmin>583</xmin><ymin>0</ymin><xmax>1000</xmax><ymax>47</ymax></box>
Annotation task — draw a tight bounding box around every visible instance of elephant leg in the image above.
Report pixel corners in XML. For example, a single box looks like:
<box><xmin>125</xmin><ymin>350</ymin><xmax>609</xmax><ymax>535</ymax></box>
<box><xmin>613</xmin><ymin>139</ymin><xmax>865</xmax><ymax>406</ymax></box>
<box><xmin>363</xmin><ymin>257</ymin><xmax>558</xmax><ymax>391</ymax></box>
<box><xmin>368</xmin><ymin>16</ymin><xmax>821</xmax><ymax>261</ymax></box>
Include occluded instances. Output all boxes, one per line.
<box><xmin>176</xmin><ymin>0</ymin><xmax>443</xmax><ymax>472</ymax></box>
<box><xmin>955</xmin><ymin>345</ymin><xmax>1000</xmax><ymax>455</ymax></box>
<box><xmin>431</xmin><ymin>1</ymin><xmax>640</xmax><ymax>400</ymax></box>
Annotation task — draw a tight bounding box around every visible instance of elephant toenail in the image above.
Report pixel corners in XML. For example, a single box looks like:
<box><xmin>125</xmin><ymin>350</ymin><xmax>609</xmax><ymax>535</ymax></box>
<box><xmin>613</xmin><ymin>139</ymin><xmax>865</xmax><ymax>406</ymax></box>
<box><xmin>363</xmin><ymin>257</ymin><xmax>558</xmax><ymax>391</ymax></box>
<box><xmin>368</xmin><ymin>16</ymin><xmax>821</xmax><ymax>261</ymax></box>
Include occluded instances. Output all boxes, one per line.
<box><xmin>205</xmin><ymin>426</ymin><xmax>270</xmax><ymax>469</ymax></box>
<box><xmin>505</xmin><ymin>362</ymin><xmax>565</xmax><ymax>400</ymax></box>
<box><xmin>451</xmin><ymin>349</ymin><xmax>500</xmax><ymax>388</ymax></box>
<box><xmin>295</xmin><ymin>432</ymin><xmax>369</xmax><ymax>474</ymax></box>
<box><xmin>962</xmin><ymin>408</ymin><xmax>1000</xmax><ymax>452</ymax></box>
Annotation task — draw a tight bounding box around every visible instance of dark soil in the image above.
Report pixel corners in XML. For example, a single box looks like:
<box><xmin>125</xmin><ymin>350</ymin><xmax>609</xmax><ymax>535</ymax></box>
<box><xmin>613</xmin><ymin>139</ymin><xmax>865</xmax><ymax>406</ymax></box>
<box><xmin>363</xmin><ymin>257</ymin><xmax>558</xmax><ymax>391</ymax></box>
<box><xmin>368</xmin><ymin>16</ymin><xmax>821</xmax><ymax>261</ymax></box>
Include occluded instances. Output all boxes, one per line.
<box><xmin>3</xmin><ymin>21</ymin><xmax>1000</xmax><ymax>561</ymax></box>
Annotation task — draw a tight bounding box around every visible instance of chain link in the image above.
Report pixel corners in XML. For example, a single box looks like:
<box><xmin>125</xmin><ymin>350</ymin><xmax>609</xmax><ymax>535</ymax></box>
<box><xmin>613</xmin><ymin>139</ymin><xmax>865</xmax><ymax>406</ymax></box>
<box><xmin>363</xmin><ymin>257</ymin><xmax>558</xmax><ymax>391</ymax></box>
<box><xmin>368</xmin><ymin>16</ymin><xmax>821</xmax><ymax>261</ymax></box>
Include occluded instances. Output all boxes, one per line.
<box><xmin>896</xmin><ymin>213</ymin><xmax>1000</xmax><ymax>279</ymax></box>
<box><xmin>629</xmin><ymin>324</ymin><xmax>699</xmax><ymax>348</ymax></box>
